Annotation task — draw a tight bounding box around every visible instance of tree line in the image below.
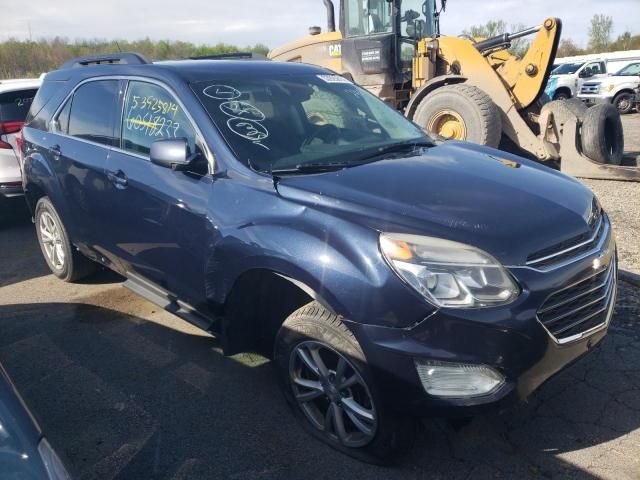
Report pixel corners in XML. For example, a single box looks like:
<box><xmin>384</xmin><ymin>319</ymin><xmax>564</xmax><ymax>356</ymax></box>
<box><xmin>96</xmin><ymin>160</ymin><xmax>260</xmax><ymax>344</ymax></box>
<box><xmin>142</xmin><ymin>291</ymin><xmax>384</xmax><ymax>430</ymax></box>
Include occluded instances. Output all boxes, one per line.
<box><xmin>1</xmin><ymin>13</ymin><xmax>637</xmax><ymax>79</ymax></box>
<box><xmin>462</xmin><ymin>14</ymin><xmax>638</xmax><ymax>59</ymax></box>
<box><xmin>0</xmin><ymin>38</ymin><xmax>269</xmax><ymax>79</ymax></box>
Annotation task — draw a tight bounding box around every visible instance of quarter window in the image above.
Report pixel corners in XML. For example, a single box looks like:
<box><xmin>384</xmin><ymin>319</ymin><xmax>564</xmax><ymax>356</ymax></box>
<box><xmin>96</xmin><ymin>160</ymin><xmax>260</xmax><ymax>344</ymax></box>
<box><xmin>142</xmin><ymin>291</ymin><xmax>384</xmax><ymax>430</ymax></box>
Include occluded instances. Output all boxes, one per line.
<box><xmin>121</xmin><ymin>81</ymin><xmax>196</xmax><ymax>156</ymax></box>
<box><xmin>67</xmin><ymin>80</ymin><xmax>119</xmax><ymax>147</ymax></box>
<box><xmin>55</xmin><ymin>99</ymin><xmax>72</xmax><ymax>134</ymax></box>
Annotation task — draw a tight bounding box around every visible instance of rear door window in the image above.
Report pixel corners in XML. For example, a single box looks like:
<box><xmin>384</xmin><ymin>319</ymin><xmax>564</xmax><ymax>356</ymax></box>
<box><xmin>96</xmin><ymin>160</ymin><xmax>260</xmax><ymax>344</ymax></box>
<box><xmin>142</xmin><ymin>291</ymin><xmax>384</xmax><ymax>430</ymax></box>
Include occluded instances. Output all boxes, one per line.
<box><xmin>121</xmin><ymin>81</ymin><xmax>196</xmax><ymax>156</ymax></box>
<box><xmin>68</xmin><ymin>80</ymin><xmax>120</xmax><ymax>147</ymax></box>
<box><xmin>0</xmin><ymin>89</ymin><xmax>38</xmax><ymax>123</ymax></box>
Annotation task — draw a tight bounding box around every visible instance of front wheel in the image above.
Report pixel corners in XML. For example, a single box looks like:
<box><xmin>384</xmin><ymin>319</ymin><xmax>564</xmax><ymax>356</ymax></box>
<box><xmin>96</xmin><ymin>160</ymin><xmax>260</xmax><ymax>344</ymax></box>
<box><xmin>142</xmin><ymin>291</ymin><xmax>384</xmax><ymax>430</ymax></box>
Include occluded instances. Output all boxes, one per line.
<box><xmin>274</xmin><ymin>302</ymin><xmax>414</xmax><ymax>464</ymax></box>
<box><xmin>613</xmin><ymin>92</ymin><xmax>634</xmax><ymax>115</ymax></box>
<box><xmin>35</xmin><ymin>197</ymin><xmax>96</xmax><ymax>282</ymax></box>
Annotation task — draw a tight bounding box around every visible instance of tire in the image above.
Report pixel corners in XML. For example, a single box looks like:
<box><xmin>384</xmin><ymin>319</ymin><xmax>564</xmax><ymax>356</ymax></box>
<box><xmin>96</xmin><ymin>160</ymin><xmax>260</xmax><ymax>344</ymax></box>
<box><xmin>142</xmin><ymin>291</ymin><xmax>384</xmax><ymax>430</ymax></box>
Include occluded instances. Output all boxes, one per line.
<box><xmin>413</xmin><ymin>84</ymin><xmax>502</xmax><ymax>148</ymax></box>
<box><xmin>613</xmin><ymin>92</ymin><xmax>634</xmax><ymax>115</ymax></box>
<box><xmin>580</xmin><ymin>103</ymin><xmax>624</xmax><ymax>165</ymax></box>
<box><xmin>553</xmin><ymin>91</ymin><xmax>571</xmax><ymax>100</ymax></box>
<box><xmin>274</xmin><ymin>302</ymin><xmax>415</xmax><ymax>464</ymax></box>
<box><xmin>563</xmin><ymin>97</ymin><xmax>588</xmax><ymax>120</ymax></box>
<box><xmin>35</xmin><ymin>197</ymin><xmax>96</xmax><ymax>282</ymax></box>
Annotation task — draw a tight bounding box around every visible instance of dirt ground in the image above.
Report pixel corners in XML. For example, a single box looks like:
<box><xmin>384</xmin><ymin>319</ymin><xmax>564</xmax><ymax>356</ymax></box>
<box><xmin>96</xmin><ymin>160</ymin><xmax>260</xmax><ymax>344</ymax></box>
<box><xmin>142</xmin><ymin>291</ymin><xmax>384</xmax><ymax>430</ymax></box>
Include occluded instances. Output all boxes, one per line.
<box><xmin>0</xmin><ymin>116</ymin><xmax>638</xmax><ymax>480</ymax></box>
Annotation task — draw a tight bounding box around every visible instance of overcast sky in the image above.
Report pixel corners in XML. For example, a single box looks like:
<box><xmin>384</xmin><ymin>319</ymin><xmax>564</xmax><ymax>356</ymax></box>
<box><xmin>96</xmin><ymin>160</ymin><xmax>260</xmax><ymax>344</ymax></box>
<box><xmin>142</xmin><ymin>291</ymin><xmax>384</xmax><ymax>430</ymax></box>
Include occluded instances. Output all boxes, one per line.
<box><xmin>2</xmin><ymin>0</ymin><xmax>638</xmax><ymax>49</ymax></box>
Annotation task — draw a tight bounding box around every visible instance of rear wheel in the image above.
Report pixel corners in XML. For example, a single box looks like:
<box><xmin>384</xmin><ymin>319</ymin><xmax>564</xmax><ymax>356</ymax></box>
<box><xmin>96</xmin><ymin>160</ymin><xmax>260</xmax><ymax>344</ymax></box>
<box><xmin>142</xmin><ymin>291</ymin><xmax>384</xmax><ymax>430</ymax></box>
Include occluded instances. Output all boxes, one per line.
<box><xmin>35</xmin><ymin>197</ymin><xmax>96</xmax><ymax>282</ymax></box>
<box><xmin>274</xmin><ymin>302</ymin><xmax>414</xmax><ymax>464</ymax></box>
<box><xmin>613</xmin><ymin>92</ymin><xmax>634</xmax><ymax>115</ymax></box>
<box><xmin>413</xmin><ymin>84</ymin><xmax>502</xmax><ymax>148</ymax></box>
<box><xmin>581</xmin><ymin>103</ymin><xmax>624</xmax><ymax>165</ymax></box>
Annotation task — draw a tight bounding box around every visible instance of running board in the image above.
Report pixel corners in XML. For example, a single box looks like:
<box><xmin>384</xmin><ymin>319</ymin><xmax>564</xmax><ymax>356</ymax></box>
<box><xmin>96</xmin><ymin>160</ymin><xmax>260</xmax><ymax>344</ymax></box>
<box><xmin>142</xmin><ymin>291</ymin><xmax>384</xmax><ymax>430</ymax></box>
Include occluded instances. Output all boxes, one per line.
<box><xmin>123</xmin><ymin>272</ymin><xmax>217</xmax><ymax>332</ymax></box>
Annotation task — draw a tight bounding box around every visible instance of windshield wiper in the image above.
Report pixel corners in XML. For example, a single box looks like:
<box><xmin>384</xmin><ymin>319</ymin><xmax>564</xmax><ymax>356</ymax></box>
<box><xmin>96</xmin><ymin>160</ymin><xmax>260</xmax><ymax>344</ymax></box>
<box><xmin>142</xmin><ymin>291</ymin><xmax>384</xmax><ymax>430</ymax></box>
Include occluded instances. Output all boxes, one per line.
<box><xmin>351</xmin><ymin>140</ymin><xmax>434</xmax><ymax>163</ymax></box>
<box><xmin>271</xmin><ymin>162</ymin><xmax>359</xmax><ymax>175</ymax></box>
<box><xmin>271</xmin><ymin>140</ymin><xmax>434</xmax><ymax>176</ymax></box>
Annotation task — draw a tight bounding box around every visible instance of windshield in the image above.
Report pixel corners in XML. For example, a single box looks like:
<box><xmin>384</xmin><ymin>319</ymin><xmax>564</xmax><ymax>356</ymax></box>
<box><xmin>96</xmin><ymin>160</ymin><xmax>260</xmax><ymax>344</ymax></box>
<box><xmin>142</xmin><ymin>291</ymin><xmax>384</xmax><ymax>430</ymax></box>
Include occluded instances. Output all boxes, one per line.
<box><xmin>192</xmin><ymin>74</ymin><xmax>428</xmax><ymax>173</ymax></box>
<box><xmin>552</xmin><ymin>62</ymin><xmax>585</xmax><ymax>75</ymax></box>
<box><xmin>615</xmin><ymin>63</ymin><xmax>640</xmax><ymax>76</ymax></box>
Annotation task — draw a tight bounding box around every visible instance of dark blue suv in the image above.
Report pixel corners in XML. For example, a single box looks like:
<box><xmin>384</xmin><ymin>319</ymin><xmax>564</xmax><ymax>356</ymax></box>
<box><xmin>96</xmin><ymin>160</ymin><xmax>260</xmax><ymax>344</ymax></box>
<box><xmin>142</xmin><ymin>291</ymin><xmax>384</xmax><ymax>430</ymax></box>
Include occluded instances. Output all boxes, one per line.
<box><xmin>22</xmin><ymin>53</ymin><xmax>617</xmax><ymax>463</ymax></box>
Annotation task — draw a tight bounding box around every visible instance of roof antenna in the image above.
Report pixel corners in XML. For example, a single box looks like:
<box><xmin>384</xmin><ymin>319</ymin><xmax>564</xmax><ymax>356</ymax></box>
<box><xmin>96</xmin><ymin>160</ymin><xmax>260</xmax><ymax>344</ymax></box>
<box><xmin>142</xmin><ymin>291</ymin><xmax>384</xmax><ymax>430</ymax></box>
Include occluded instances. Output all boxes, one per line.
<box><xmin>115</xmin><ymin>41</ymin><xmax>122</xmax><ymax>53</ymax></box>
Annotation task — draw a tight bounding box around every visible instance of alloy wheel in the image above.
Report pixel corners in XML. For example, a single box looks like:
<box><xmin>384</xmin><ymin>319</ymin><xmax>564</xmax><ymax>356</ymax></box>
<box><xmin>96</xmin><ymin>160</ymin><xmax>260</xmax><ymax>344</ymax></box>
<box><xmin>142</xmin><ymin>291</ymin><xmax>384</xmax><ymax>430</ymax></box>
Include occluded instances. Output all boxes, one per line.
<box><xmin>289</xmin><ymin>340</ymin><xmax>377</xmax><ymax>448</ymax></box>
<box><xmin>39</xmin><ymin>211</ymin><xmax>65</xmax><ymax>270</ymax></box>
<box><xmin>616</xmin><ymin>96</ymin><xmax>631</xmax><ymax>113</ymax></box>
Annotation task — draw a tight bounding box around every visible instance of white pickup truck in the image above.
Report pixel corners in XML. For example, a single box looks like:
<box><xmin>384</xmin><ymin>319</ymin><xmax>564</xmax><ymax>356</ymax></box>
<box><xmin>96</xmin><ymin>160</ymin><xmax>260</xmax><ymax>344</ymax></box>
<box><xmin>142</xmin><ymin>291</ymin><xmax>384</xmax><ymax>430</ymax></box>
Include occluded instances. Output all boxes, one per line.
<box><xmin>544</xmin><ymin>60</ymin><xmax>608</xmax><ymax>100</ymax></box>
<box><xmin>578</xmin><ymin>62</ymin><xmax>640</xmax><ymax>114</ymax></box>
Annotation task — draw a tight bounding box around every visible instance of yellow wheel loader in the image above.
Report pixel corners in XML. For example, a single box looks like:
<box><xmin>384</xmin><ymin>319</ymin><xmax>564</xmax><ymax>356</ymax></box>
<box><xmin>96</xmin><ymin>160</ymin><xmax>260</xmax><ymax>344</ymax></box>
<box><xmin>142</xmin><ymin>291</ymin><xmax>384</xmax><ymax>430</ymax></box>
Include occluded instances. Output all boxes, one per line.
<box><xmin>269</xmin><ymin>0</ymin><xmax>639</xmax><ymax>181</ymax></box>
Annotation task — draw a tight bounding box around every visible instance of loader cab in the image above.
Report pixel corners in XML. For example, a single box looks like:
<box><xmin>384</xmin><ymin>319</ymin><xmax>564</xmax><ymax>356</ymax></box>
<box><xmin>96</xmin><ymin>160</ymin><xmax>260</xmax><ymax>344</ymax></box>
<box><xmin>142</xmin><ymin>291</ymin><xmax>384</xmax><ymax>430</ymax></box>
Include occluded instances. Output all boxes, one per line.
<box><xmin>338</xmin><ymin>0</ymin><xmax>438</xmax><ymax>105</ymax></box>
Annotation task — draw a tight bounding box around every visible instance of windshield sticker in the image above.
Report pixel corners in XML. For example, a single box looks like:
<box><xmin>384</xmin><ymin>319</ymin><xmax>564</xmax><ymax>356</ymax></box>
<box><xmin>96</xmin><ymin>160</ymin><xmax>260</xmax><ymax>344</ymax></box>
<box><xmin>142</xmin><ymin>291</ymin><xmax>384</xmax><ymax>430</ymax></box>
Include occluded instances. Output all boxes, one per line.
<box><xmin>203</xmin><ymin>84</ymin><xmax>242</xmax><ymax>100</ymax></box>
<box><xmin>219</xmin><ymin>101</ymin><xmax>266</xmax><ymax>121</ymax></box>
<box><xmin>317</xmin><ymin>74</ymin><xmax>352</xmax><ymax>84</ymax></box>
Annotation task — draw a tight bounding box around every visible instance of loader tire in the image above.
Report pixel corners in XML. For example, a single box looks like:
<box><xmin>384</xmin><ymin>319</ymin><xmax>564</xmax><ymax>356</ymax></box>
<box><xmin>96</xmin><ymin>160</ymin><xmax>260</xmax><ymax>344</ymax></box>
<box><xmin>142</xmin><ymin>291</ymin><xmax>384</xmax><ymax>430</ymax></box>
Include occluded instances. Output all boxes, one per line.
<box><xmin>581</xmin><ymin>103</ymin><xmax>624</xmax><ymax>165</ymax></box>
<box><xmin>413</xmin><ymin>84</ymin><xmax>502</xmax><ymax>148</ymax></box>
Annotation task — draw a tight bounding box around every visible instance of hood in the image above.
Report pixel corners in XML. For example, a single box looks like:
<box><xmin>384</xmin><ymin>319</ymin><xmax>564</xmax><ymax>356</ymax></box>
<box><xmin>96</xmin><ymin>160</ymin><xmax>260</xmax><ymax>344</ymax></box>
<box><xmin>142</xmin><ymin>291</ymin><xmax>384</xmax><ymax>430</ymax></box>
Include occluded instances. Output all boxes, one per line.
<box><xmin>276</xmin><ymin>142</ymin><xmax>595</xmax><ymax>266</ymax></box>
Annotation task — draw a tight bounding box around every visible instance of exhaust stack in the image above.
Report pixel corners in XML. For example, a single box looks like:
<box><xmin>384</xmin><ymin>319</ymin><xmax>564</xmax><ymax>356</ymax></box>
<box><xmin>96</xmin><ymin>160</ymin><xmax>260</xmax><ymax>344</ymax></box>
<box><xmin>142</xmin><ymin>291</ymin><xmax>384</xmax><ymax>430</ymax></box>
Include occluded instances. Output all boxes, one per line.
<box><xmin>323</xmin><ymin>0</ymin><xmax>336</xmax><ymax>32</ymax></box>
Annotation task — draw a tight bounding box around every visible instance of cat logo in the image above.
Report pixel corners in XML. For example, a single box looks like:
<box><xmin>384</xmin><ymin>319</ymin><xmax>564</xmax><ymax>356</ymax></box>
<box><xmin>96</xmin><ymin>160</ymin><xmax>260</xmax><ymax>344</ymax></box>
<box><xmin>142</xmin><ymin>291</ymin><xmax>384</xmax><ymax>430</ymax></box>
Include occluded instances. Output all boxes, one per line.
<box><xmin>329</xmin><ymin>44</ymin><xmax>342</xmax><ymax>58</ymax></box>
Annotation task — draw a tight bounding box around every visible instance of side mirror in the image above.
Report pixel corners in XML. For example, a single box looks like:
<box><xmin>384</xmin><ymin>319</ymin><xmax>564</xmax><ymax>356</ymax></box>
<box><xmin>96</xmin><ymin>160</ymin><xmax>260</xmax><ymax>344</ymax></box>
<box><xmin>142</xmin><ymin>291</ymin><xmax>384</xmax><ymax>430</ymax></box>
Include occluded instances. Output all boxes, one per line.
<box><xmin>150</xmin><ymin>138</ymin><xmax>193</xmax><ymax>171</ymax></box>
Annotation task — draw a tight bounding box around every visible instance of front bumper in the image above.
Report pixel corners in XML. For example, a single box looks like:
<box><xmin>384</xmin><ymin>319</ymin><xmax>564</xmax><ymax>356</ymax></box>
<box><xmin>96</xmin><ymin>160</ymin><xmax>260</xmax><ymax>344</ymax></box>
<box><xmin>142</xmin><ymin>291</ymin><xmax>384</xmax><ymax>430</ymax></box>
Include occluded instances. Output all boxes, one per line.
<box><xmin>578</xmin><ymin>94</ymin><xmax>612</xmax><ymax>106</ymax></box>
<box><xmin>349</xmin><ymin>226</ymin><xmax>617</xmax><ymax>417</ymax></box>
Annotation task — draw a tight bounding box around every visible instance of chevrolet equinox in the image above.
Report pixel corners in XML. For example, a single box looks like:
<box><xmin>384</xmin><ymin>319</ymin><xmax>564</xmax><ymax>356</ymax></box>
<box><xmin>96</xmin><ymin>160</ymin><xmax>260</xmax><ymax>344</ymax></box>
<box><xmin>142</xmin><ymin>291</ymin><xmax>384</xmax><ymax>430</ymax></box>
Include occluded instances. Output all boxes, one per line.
<box><xmin>21</xmin><ymin>53</ymin><xmax>617</xmax><ymax>463</ymax></box>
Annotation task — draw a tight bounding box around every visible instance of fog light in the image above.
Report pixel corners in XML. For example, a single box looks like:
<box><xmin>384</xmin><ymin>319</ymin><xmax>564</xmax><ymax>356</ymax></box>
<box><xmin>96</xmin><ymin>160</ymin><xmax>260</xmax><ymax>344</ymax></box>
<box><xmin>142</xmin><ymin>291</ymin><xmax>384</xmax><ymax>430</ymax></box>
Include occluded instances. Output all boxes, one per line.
<box><xmin>414</xmin><ymin>360</ymin><xmax>504</xmax><ymax>398</ymax></box>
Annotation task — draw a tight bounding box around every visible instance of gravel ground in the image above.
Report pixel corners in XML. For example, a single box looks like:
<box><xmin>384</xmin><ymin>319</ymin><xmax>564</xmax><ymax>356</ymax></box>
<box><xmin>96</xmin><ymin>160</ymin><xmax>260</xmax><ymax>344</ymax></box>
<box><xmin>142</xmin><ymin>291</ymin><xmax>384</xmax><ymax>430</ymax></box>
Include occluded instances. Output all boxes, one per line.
<box><xmin>0</xmin><ymin>115</ymin><xmax>638</xmax><ymax>480</ymax></box>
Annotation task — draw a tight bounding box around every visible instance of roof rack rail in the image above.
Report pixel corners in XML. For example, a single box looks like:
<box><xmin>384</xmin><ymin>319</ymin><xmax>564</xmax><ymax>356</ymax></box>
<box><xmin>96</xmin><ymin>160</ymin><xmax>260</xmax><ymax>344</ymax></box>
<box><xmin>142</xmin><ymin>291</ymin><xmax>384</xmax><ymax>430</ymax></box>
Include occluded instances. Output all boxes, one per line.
<box><xmin>188</xmin><ymin>53</ymin><xmax>268</xmax><ymax>61</ymax></box>
<box><xmin>60</xmin><ymin>52</ymin><xmax>151</xmax><ymax>70</ymax></box>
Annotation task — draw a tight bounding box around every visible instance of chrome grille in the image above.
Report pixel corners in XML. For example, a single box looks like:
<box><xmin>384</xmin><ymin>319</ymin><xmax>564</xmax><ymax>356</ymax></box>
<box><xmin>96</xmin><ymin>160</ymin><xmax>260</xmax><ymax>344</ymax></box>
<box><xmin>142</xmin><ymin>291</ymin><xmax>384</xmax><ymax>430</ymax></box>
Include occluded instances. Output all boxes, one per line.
<box><xmin>537</xmin><ymin>257</ymin><xmax>616</xmax><ymax>344</ymax></box>
<box><xmin>526</xmin><ymin>205</ymin><xmax>605</xmax><ymax>270</ymax></box>
<box><xmin>580</xmin><ymin>83</ymin><xmax>600</xmax><ymax>95</ymax></box>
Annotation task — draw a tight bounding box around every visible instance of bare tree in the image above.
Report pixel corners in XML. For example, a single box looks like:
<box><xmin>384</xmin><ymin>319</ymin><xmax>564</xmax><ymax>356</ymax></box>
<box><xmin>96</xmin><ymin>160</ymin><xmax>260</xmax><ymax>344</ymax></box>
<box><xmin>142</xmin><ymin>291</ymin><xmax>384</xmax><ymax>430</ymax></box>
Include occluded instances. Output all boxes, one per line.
<box><xmin>462</xmin><ymin>20</ymin><xmax>530</xmax><ymax>58</ymax></box>
<box><xmin>557</xmin><ymin>39</ymin><xmax>584</xmax><ymax>57</ymax></box>
<box><xmin>588</xmin><ymin>14</ymin><xmax>613</xmax><ymax>52</ymax></box>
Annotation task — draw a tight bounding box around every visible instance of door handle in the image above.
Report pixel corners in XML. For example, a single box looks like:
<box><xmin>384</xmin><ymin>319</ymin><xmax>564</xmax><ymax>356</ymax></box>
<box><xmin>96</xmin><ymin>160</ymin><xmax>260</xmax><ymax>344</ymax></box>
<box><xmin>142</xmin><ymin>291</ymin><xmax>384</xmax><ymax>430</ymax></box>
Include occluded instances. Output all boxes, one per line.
<box><xmin>49</xmin><ymin>144</ymin><xmax>61</xmax><ymax>161</ymax></box>
<box><xmin>106</xmin><ymin>169</ymin><xmax>128</xmax><ymax>189</ymax></box>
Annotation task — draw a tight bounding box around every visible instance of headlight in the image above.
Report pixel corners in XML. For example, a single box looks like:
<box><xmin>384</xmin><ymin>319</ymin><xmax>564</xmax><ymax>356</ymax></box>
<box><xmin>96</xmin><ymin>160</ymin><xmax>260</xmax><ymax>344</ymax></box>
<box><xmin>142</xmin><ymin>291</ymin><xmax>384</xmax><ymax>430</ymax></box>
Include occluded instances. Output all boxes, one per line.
<box><xmin>379</xmin><ymin>233</ymin><xmax>519</xmax><ymax>308</ymax></box>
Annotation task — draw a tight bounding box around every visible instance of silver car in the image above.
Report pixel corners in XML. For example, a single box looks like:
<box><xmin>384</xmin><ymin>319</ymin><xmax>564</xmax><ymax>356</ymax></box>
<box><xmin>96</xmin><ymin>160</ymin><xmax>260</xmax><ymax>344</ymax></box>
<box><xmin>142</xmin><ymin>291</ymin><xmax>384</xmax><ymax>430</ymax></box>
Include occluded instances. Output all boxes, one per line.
<box><xmin>0</xmin><ymin>78</ymin><xmax>41</xmax><ymax>206</ymax></box>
